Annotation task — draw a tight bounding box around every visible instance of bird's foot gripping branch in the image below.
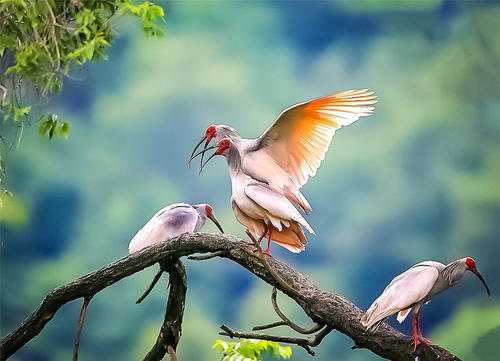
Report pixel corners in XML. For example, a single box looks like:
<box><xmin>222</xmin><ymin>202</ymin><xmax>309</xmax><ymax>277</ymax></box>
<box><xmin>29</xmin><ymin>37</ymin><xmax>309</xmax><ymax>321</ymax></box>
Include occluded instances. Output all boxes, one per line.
<box><xmin>0</xmin><ymin>233</ymin><xmax>461</xmax><ymax>361</ymax></box>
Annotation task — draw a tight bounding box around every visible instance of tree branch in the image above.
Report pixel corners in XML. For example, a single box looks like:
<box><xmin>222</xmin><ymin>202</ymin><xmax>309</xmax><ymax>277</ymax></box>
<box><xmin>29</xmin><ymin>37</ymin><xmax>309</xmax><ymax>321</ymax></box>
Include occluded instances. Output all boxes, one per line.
<box><xmin>0</xmin><ymin>233</ymin><xmax>461</xmax><ymax>361</ymax></box>
<box><xmin>72</xmin><ymin>295</ymin><xmax>93</xmax><ymax>361</ymax></box>
<box><xmin>143</xmin><ymin>258</ymin><xmax>186</xmax><ymax>361</ymax></box>
<box><xmin>268</xmin><ymin>287</ymin><xmax>324</xmax><ymax>334</ymax></box>
<box><xmin>136</xmin><ymin>266</ymin><xmax>164</xmax><ymax>304</ymax></box>
<box><xmin>219</xmin><ymin>324</ymin><xmax>321</xmax><ymax>356</ymax></box>
<box><xmin>252</xmin><ymin>320</ymin><xmax>288</xmax><ymax>331</ymax></box>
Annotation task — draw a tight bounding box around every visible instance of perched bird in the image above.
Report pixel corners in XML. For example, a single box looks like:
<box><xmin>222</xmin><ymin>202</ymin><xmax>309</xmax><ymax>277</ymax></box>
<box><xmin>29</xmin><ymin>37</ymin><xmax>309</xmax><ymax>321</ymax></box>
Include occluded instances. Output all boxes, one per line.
<box><xmin>191</xmin><ymin>137</ymin><xmax>315</xmax><ymax>254</ymax></box>
<box><xmin>361</xmin><ymin>257</ymin><xmax>491</xmax><ymax>350</ymax></box>
<box><xmin>129</xmin><ymin>202</ymin><xmax>224</xmax><ymax>304</ymax></box>
<box><xmin>128</xmin><ymin>202</ymin><xmax>223</xmax><ymax>253</ymax></box>
<box><xmin>189</xmin><ymin>89</ymin><xmax>376</xmax><ymax>253</ymax></box>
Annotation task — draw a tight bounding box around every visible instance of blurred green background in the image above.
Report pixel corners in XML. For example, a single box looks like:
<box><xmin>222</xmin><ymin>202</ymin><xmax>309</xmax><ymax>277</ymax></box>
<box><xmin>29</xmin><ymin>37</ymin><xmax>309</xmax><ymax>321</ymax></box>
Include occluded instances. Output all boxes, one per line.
<box><xmin>1</xmin><ymin>1</ymin><xmax>499</xmax><ymax>360</ymax></box>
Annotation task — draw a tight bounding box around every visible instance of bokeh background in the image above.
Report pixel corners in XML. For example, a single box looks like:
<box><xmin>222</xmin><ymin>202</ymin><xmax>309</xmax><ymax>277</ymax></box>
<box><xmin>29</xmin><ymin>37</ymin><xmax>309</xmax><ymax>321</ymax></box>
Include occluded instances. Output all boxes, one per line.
<box><xmin>1</xmin><ymin>1</ymin><xmax>499</xmax><ymax>360</ymax></box>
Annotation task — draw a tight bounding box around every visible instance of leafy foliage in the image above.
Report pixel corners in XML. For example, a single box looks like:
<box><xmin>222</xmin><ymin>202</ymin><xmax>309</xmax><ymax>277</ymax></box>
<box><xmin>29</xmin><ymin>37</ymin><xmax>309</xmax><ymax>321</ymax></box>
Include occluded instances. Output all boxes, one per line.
<box><xmin>213</xmin><ymin>339</ymin><xmax>292</xmax><ymax>361</ymax></box>
<box><xmin>0</xmin><ymin>0</ymin><xmax>165</xmax><ymax>194</ymax></box>
<box><xmin>0</xmin><ymin>0</ymin><xmax>164</xmax><ymax>93</ymax></box>
<box><xmin>38</xmin><ymin>114</ymin><xmax>69</xmax><ymax>139</ymax></box>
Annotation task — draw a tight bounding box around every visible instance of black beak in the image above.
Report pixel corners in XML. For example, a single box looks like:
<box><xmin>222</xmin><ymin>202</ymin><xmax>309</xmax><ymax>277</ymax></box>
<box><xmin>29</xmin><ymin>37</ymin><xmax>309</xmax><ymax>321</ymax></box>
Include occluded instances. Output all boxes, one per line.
<box><xmin>188</xmin><ymin>144</ymin><xmax>218</xmax><ymax>173</ymax></box>
<box><xmin>199</xmin><ymin>148</ymin><xmax>218</xmax><ymax>175</ymax></box>
<box><xmin>472</xmin><ymin>268</ymin><xmax>491</xmax><ymax>299</ymax></box>
<box><xmin>200</xmin><ymin>138</ymin><xmax>211</xmax><ymax>171</ymax></box>
<box><xmin>188</xmin><ymin>135</ymin><xmax>207</xmax><ymax>167</ymax></box>
<box><xmin>208</xmin><ymin>214</ymin><xmax>224</xmax><ymax>233</ymax></box>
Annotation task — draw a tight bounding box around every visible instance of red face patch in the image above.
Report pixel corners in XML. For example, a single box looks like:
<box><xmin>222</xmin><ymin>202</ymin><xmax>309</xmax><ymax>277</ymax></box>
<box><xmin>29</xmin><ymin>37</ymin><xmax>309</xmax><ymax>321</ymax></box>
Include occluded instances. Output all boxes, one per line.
<box><xmin>206</xmin><ymin>125</ymin><xmax>216</xmax><ymax>141</ymax></box>
<box><xmin>465</xmin><ymin>257</ymin><xmax>476</xmax><ymax>270</ymax></box>
<box><xmin>205</xmin><ymin>204</ymin><xmax>213</xmax><ymax>217</ymax></box>
<box><xmin>216</xmin><ymin>138</ymin><xmax>231</xmax><ymax>155</ymax></box>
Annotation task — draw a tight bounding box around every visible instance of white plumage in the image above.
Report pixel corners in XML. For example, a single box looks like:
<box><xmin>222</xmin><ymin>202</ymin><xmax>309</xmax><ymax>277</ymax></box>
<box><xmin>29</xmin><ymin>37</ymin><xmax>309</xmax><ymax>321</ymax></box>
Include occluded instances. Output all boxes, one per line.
<box><xmin>189</xmin><ymin>89</ymin><xmax>376</xmax><ymax>253</ymax></box>
<box><xmin>128</xmin><ymin>202</ymin><xmax>223</xmax><ymax>253</ymax></box>
<box><xmin>361</xmin><ymin>258</ymin><xmax>490</xmax><ymax>351</ymax></box>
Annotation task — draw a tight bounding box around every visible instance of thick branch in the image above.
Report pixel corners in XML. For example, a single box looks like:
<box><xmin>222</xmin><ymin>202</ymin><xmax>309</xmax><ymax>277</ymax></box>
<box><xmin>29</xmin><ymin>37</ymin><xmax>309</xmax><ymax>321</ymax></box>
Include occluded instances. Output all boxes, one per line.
<box><xmin>0</xmin><ymin>233</ymin><xmax>461</xmax><ymax>361</ymax></box>
<box><xmin>143</xmin><ymin>258</ymin><xmax>186</xmax><ymax>361</ymax></box>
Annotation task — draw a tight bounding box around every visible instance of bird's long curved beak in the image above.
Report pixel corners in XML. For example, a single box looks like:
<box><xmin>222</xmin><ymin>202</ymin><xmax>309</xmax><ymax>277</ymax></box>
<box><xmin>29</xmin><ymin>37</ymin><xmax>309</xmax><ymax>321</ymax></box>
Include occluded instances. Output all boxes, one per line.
<box><xmin>188</xmin><ymin>144</ymin><xmax>218</xmax><ymax>172</ymax></box>
<box><xmin>199</xmin><ymin>149</ymin><xmax>218</xmax><ymax>175</ymax></box>
<box><xmin>208</xmin><ymin>214</ymin><xmax>224</xmax><ymax>233</ymax></box>
<box><xmin>200</xmin><ymin>138</ymin><xmax>211</xmax><ymax>171</ymax></box>
<box><xmin>188</xmin><ymin>135</ymin><xmax>208</xmax><ymax>167</ymax></box>
<box><xmin>472</xmin><ymin>268</ymin><xmax>491</xmax><ymax>299</ymax></box>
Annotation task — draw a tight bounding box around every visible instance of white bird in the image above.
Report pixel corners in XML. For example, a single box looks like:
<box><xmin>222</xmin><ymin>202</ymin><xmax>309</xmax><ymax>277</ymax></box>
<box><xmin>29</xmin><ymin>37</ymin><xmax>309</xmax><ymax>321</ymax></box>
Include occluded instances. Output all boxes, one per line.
<box><xmin>189</xmin><ymin>89</ymin><xmax>376</xmax><ymax>253</ymax></box>
<box><xmin>361</xmin><ymin>257</ymin><xmax>491</xmax><ymax>350</ymax></box>
<box><xmin>129</xmin><ymin>202</ymin><xmax>224</xmax><ymax>303</ymax></box>
<box><xmin>190</xmin><ymin>137</ymin><xmax>315</xmax><ymax>254</ymax></box>
<box><xmin>129</xmin><ymin>202</ymin><xmax>224</xmax><ymax>253</ymax></box>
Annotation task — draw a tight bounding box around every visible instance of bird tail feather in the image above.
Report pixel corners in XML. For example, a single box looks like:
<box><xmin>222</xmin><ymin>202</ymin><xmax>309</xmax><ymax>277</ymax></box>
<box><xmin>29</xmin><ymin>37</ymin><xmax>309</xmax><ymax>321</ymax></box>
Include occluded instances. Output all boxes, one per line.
<box><xmin>397</xmin><ymin>308</ymin><xmax>411</xmax><ymax>323</ymax></box>
<box><xmin>285</xmin><ymin>188</ymin><xmax>312</xmax><ymax>214</ymax></box>
<box><xmin>361</xmin><ymin>295</ymin><xmax>406</xmax><ymax>332</ymax></box>
<box><xmin>270</xmin><ymin>221</ymin><xmax>307</xmax><ymax>253</ymax></box>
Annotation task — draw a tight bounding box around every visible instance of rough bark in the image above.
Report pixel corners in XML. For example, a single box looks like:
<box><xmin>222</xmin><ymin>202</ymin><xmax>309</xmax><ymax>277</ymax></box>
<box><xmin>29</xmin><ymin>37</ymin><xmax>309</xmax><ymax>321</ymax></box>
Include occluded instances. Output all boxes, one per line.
<box><xmin>143</xmin><ymin>258</ymin><xmax>186</xmax><ymax>361</ymax></box>
<box><xmin>0</xmin><ymin>233</ymin><xmax>461</xmax><ymax>361</ymax></box>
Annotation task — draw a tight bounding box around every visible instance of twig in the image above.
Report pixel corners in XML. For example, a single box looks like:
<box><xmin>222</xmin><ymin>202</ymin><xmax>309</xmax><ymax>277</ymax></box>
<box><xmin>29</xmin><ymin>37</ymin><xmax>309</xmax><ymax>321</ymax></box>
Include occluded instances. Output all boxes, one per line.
<box><xmin>54</xmin><ymin>22</ymin><xmax>76</xmax><ymax>31</ymax></box>
<box><xmin>219</xmin><ymin>324</ymin><xmax>318</xmax><ymax>356</ymax></box>
<box><xmin>187</xmin><ymin>250</ymin><xmax>227</xmax><ymax>261</ymax></box>
<box><xmin>245</xmin><ymin>230</ymin><xmax>298</xmax><ymax>297</ymax></box>
<box><xmin>220</xmin><ymin>323</ymin><xmax>333</xmax><ymax>357</ymax></box>
<box><xmin>252</xmin><ymin>321</ymin><xmax>287</xmax><ymax>331</ymax></box>
<box><xmin>33</xmin><ymin>27</ymin><xmax>55</xmax><ymax>70</ymax></box>
<box><xmin>270</xmin><ymin>287</ymin><xmax>324</xmax><ymax>334</ymax></box>
<box><xmin>136</xmin><ymin>265</ymin><xmax>164</xmax><ymax>304</ymax></box>
<box><xmin>73</xmin><ymin>295</ymin><xmax>93</xmax><ymax>361</ymax></box>
<box><xmin>45</xmin><ymin>0</ymin><xmax>61</xmax><ymax>71</ymax></box>
<box><xmin>308</xmin><ymin>325</ymin><xmax>334</xmax><ymax>347</ymax></box>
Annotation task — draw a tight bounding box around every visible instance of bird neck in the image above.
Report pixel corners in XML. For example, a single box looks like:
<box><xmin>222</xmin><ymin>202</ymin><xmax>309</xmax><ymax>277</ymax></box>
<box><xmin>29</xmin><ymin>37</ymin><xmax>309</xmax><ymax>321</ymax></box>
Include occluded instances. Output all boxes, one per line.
<box><xmin>225</xmin><ymin>145</ymin><xmax>241</xmax><ymax>173</ymax></box>
<box><xmin>441</xmin><ymin>260</ymin><xmax>466</xmax><ymax>285</ymax></box>
<box><xmin>194</xmin><ymin>214</ymin><xmax>206</xmax><ymax>232</ymax></box>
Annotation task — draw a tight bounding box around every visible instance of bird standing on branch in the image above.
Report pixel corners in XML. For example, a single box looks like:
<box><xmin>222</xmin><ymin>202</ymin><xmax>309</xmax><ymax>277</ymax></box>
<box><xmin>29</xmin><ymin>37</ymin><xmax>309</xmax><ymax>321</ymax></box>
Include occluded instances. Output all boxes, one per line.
<box><xmin>189</xmin><ymin>89</ymin><xmax>376</xmax><ymax>254</ymax></box>
<box><xmin>193</xmin><ymin>137</ymin><xmax>314</xmax><ymax>254</ymax></box>
<box><xmin>361</xmin><ymin>257</ymin><xmax>491</xmax><ymax>351</ymax></box>
<box><xmin>129</xmin><ymin>202</ymin><xmax>224</xmax><ymax>253</ymax></box>
<box><xmin>128</xmin><ymin>202</ymin><xmax>224</xmax><ymax>303</ymax></box>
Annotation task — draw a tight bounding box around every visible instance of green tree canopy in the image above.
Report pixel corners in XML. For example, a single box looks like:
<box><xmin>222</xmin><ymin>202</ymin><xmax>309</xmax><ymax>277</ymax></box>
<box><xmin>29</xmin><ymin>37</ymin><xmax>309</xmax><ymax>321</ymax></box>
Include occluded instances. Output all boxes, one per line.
<box><xmin>0</xmin><ymin>0</ymin><xmax>165</xmax><ymax>194</ymax></box>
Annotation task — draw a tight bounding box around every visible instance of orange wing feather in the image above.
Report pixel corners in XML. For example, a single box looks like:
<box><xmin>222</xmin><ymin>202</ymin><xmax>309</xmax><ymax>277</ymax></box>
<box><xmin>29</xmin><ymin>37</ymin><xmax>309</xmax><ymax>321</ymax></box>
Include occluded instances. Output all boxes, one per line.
<box><xmin>259</xmin><ymin>89</ymin><xmax>377</xmax><ymax>189</ymax></box>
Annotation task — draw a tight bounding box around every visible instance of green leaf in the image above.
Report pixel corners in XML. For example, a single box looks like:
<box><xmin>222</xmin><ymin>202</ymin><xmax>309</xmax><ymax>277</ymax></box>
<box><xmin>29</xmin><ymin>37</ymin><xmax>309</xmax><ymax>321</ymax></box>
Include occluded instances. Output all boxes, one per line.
<box><xmin>37</xmin><ymin>114</ymin><xmax>70</xmax><ymax>140</ymax></box>
<box><xmin>0</xmin><ymin>0</ymin><xmax>165</xmax><ymax>147</ymax></box>
<box><xmin>213</xmin><ymin>339</ymin><xmax>292</xmax><ymax>361</ymax></box>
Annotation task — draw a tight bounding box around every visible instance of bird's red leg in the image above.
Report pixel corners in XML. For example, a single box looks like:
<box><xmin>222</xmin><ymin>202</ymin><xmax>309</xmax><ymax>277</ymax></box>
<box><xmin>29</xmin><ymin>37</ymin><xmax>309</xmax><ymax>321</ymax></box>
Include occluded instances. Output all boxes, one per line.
<box><xmin>415</xmin><ymin>313</ymin><xmax>431</xmax><ymax>345</ymax></box>
<box><xmin>257</xmin><ymin>223</ymin><xmax>268</xmax><ymax>244</ymax></box>
<box><xmin>263</xmin><ymin>226</ymin><xmax>272</xmax><ymax>255</ymax></box>
<box><xmin>412</xmin><ymin>312</ymin><xmax>420</xmax><ymax>351</ymax></box>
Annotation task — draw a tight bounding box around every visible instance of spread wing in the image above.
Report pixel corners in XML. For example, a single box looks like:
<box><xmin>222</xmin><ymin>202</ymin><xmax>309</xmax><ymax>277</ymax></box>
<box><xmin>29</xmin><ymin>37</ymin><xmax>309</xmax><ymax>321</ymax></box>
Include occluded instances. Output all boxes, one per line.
<box><xmin>252</xmin><ymin>89</ymin><xmax>376</xmax><ymax>188</ymax></box>
<box><xmin>361</xmin><ymin>265</ymin><xmax>438</xmax><ymax>331</ymax></box>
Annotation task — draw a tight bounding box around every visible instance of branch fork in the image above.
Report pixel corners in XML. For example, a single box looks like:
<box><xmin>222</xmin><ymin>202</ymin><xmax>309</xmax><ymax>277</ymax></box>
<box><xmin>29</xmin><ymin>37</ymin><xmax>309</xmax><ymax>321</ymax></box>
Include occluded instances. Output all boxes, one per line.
<box><xmin>0</xmin><ymin>233</ymin><xmax>461</xmax><ymax>361</ymax></box>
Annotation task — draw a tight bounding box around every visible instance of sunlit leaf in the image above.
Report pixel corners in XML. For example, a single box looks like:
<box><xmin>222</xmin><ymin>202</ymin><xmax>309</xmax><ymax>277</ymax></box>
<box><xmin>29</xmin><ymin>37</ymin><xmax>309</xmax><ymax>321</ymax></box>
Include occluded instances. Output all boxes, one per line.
<box><xmin>213</xmin><ymin>339</ymin><xmax>292</xmax><ymax>361</ymax></box>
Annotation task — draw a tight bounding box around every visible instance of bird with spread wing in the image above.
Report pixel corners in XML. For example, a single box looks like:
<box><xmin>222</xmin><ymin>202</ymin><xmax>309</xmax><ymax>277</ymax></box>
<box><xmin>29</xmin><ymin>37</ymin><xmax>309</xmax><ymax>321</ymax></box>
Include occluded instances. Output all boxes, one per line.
<box><xmin>188</xmin><ymin>89</ymin><xmax>376</xmax><ymax>254</ymax></box>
